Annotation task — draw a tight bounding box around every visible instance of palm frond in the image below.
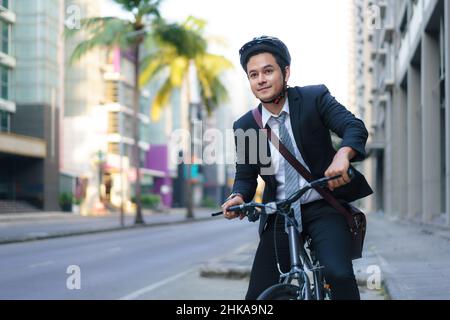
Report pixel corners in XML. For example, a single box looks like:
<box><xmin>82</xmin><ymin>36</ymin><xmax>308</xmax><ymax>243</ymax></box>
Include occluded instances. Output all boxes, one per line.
<box><xmin>195</xmin><ymin>53</ymin><xmax>233</xmax><ymax>113</ymax></box>
<box><xmin>196</xmin><ymin>54</ymin><xmax>233</xmax><ymax>79</ymax></box>
<box><xmin>153</xmin><ymin>20</ymin><xmax>206</xmax><ymax>58</ymax></box>
<box><xmin>66</xmin><ymin>17</ymin><xmax>133</xmax><ymax>65</ymax></box>
<box><xmin>140</xmin><ymin>15</ymin><xmax>233</xmax><ymax>120</ymax></box>
<box><xmin>139</xmin><ymin>51</ymin><xmax>172</xmax><ymax>87</ymax></box>
<box><xmin>113</xmin><ymin>0</ymin><xmax>162</xmax><ymax>12</ymax></box>
<box><xmin>169</xmin><ymin>57</ymin><xmax>189</xmax><ymax>87</ymax></box>
<box><xmin>64</xmin><ymin>16</ymin><xmax>115</xmax><ymax>40</ymax></box>
<box><xmin>199</xmin><ymin>76</ymin><xmax>229</xmax><ymax>115</ymax></box>
<box><xmin>183</xmin><ymin>16</ymin><xmax>207</xmax><ymax>33</ymax></box>
<box><xmin>151</xmin><ymin>78</ymin><xmax>174</xmax><ymax>121</ymax></box>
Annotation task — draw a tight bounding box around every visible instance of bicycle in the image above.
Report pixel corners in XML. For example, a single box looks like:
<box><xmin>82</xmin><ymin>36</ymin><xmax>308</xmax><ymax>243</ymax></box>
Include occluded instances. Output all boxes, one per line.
<box><xmin>212</xmin><ymin>170</ymin><xmax>354</xmax><ymax>300</ymax></box>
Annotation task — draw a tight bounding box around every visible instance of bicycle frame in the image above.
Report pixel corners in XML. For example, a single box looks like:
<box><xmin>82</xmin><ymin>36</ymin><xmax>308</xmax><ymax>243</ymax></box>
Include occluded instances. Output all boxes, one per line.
<box><xmin>213</xmin><ymin>171</ymin><xmax>355</xmax><ymax>300</ymax></box>
<box><xmin>275</xmin><ymin>208</ymin><xmax>325</xmax><ymax>300</ymax></box>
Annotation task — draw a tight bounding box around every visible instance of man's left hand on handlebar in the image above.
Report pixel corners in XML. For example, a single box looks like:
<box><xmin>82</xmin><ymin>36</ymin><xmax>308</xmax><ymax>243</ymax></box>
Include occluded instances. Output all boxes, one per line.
<box><xmin>324</xmin><ymin>147</ymin><xmax>356</xmax><ymax>191</ymax></box>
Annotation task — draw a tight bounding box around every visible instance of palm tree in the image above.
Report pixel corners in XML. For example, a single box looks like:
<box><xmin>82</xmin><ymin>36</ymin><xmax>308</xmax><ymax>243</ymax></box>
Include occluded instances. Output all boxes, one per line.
<box><xmin>65</xmin><ymin>0</ymin><xmax>164</xmax><ymax>225</ymax></box>
<box><xmin>139</xmin><ymin>16</ymin><xmax>233</xmax><ymax>218</ymax></box>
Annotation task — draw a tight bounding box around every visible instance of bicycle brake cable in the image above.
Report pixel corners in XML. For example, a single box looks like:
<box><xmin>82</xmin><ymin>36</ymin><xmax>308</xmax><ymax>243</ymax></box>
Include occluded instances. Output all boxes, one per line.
<box><xmin>273</xmin><ymin>214</ymin><xmax>284</xmax><ymax>276</ymax></box>
<box><xmin>274</xmin><ymin>209</ymin><xmax>299</xmax><ymax>277</ymax></box>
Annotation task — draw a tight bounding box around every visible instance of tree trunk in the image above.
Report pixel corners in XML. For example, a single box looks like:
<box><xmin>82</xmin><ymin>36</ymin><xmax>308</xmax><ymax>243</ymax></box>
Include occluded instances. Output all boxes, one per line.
<box><xmin>133</xmin><ymin>42</ymin><xmax>144</xmax><ymax>225</ymax></box>
<box><xmin>186</xmin><ymin>112</ymin><xmax>194</xmax><ymax>219</ymax></box>
<box><xmin>185</xmin><ymin>68</ymin><xmax>194</xmax><ymax>219</ymax></box>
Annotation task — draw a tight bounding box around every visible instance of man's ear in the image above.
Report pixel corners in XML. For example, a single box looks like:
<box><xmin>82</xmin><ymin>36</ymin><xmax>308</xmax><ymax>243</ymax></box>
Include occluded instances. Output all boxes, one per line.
<box><xmin>284</xmin><ymin>66</ymin><xmax>291</xmax><ymax>83</ymax></box>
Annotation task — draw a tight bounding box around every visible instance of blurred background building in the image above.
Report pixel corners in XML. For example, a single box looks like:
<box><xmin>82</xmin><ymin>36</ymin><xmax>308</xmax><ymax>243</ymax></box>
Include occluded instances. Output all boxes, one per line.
<box><xmin>0</xmin><ymin>0</ymin><xmax>61</xmax><ymax>212</ymax></box>
<box><xmin>353</xmin><ymin>0</ymin><xmax>450</xmax><ymax>227</ymax></box>
<box><xmin>3</xmin><ymin>0</ymin><xmax>447</xmax><ymax>229</ymax></box>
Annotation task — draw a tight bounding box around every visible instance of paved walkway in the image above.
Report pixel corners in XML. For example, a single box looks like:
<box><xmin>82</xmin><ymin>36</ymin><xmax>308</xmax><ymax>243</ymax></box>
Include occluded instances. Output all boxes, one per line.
<box><xmin>1</xmin><ymin>208</ymin><xmax>450</xmax><ymax>299</ymax></box>
<box><xmin>364</xmin><ymin>212</ymin><xmax>450</xmax><ymax>300</ymax></box>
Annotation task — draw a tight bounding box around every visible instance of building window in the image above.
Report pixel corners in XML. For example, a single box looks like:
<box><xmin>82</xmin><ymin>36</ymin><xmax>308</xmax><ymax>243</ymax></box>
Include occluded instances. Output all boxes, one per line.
<box><xmin>108</xmin><ymin>142</ymin><xmax>119</xmax><ymax>155</ymax></box>
<box><xmin>0</xmin><ymin>110</ymin><xmax>9</xmax><ymax>132</ymax></box>
<box><xmin>105</xmin><ymin>81</ymin><xmax>119</xmax><ymax>103</ymax></box>
<box><xmin>0</xmin><ymin>66</ymin><xmax>9</xmax><ymax>100</ymax></box>
<box><xmin>107</xmin><ymin>112</ymin><xmax>119</xmax><ymax>134</ymax></box>
<box><xmin>0</xmin><ymin>0</ymin><xmax>8</xmax><ymax>9</ymax></box>
<box><xmin>0</xmin><ymin>21</ymin><xmax>9</xmax><ymax>55</ymax></box>
<box><xmin>2</xmin><ymin>22</ymin><xmax>8</xmax><ymax>54</ymax></box>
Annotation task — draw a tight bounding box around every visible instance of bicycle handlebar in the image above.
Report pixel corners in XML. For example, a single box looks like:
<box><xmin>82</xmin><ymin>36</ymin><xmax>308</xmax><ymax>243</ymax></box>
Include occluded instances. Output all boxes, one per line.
<box><xmin>211</xmin><ymin>168</ymin><xmax>355</xmax><ymax>217</ymax></box>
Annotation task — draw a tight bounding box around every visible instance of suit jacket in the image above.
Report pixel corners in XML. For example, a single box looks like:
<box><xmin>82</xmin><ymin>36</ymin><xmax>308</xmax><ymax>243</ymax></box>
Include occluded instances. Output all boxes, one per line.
<box><xmin>231</xmin><ymin>85</ymin><xmax>373</xmax><ymax>236</ymax></box>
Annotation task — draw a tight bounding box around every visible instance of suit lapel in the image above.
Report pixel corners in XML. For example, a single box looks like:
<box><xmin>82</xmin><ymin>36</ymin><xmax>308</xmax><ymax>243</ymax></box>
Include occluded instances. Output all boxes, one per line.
<box><xmin>288</xmin><ymin>87</ymin><xmax>309</xmax><ymax>167</ymax></box>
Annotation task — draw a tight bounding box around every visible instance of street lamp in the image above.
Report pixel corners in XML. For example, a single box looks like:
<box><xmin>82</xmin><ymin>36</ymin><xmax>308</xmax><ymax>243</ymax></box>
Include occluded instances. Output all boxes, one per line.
<box><xmin>97</xmin><ymin>150</ymin><xmax>106</xmax><ymax>203</ymax></box>
<box><xmin>119</xmin><ymin>111</ymin><xmax>125</xmax><ymax>227</ymax></box>
<box><xmin>186</xmin><ymin>102</ymin><xmax>202</xmax><ymax>219</ymax></box>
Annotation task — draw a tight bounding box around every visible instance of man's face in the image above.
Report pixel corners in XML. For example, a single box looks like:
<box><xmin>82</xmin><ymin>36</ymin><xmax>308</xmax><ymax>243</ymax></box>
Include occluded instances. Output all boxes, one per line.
<box><xmin>246</xmin><ymin>52</ymin><xmax>290</xmax><ymax>102</ymax></box>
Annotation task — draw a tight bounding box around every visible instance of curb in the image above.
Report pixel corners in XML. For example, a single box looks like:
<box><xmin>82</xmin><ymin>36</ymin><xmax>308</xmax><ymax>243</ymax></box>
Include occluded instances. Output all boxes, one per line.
<box><xmin>353</xmin><ymin>246</ymin><xmax>391</xmax><ymax>300</ymax></box>
<box><xmin>199</xmin><ymin>243</ymin><xmax>256</xmax><ymax>280</ymax></box>
<box><xmin>199</xmin><ymin>265</ymin><xmax>251</xmax><ymax>280</ymax></box>
<box><xmin>0</xmin><ymin>216</ymin><xmax>215</xmax><ymax>245</ymax></box>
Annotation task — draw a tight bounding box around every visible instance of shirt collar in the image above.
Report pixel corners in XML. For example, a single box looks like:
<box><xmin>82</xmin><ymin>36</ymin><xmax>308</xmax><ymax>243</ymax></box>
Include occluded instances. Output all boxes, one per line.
<box><xmin>261</xmin><ymin>98</ymin><xmax>290</xmax><ymax>128</ymax></box>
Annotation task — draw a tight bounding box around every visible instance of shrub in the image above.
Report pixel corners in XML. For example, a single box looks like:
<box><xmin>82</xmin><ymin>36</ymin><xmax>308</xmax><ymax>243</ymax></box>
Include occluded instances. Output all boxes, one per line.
<box><xmin>59</xmin><ymin>192</ymin><xmax>73</xmax><ymax>212</ymax></box>
<box><xmin>201</xmin><ymin>196</ymin><xmax>217</xmax><ymax>209</ymax></box>
<box><xmin>139</xmin><ymin>194</ymin><xmax>161</xmax><ymax>209</ymax></box>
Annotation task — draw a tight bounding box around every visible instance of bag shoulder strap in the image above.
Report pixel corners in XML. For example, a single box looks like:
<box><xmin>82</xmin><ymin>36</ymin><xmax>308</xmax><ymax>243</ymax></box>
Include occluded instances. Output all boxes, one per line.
<box><xmin>251</xmin><ymin>107</ymin><xmax>357</xmax><ymax>230</ymax></box>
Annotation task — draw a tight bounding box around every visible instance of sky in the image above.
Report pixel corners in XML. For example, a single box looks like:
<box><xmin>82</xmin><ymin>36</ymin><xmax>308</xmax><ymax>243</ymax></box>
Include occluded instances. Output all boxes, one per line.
<box><xmin>104</xmin><ymin>0</ymin><xmax>353</xmax><ymax>107</ymax></box>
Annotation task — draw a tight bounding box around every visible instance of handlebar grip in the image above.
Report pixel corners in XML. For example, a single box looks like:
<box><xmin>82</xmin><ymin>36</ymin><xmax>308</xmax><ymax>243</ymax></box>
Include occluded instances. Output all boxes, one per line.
<box><xmin>227</xmin><ymin>204</ymin><xmax>244</xmax><ymax>212</ymax></box>
<box><xmin>210</xmin><ymin>203</ymin><xmax>246</xmax><ymax>217</ymax></box>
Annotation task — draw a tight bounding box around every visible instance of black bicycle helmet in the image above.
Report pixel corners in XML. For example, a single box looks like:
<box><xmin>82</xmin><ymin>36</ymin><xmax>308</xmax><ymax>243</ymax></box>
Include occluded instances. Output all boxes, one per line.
<box><xmin>239</xmin><ymin>35</ymin><xmax>291</xmax><ymax>72</ymax></box>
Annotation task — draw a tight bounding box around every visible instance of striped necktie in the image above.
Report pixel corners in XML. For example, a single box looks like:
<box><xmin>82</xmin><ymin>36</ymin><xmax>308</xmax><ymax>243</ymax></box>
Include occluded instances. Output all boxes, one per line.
<box><xmin>273</xmin><ymin>112</ymin><xmax>302</xmax><ymax>233</ymax></box>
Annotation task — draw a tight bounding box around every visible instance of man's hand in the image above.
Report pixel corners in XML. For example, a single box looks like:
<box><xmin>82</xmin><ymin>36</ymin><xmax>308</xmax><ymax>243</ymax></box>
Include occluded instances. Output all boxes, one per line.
<box><xmin>221</xmin><ymin>195</ymin><xmax>246</xmax><ymax>220</ymax></box>
<box><xmin>324</xmin><ymin>147</ymin><xmax>356</xmax><ymax>191</ymax></box>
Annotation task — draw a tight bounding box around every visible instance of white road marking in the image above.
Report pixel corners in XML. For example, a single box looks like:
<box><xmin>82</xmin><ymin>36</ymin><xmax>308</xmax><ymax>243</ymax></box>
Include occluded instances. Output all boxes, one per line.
<box><xmin>28</xmin><ymin>260</ymin><xmax>55</xmax><ymax>269</ymax></box>
<box><xmin>118</xmin><ymin>268</ymin><xmax>195</xmax><ymax>300</ymax></box>
<box><xmin>107</xmin><ymin>247</ymin><xmax>122</xmax><ymax>253</ymax></box>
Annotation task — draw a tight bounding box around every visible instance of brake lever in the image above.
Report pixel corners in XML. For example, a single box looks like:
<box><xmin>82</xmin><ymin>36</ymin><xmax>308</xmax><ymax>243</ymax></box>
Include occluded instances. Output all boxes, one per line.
<box><xmin>247</xmin><ymin>208</ymin><xmax>260</xmax><ymax>222</ymax></box>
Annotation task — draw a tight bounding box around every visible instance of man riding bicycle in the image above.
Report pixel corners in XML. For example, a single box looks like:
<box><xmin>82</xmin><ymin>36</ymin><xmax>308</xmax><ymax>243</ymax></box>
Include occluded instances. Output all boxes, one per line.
<box><xmin>221</xmin><ymin>36</ymin><xmax>373</xmax><ymax>300</ymax></box>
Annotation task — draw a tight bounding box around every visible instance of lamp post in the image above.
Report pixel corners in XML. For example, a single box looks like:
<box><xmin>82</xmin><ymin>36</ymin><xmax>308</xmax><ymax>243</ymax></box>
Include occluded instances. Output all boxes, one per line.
<box><xmin>185</xmin><ymin>104</ymin><xmax>194</xmax><ymax>219</ymax></box>
<box><xmin>119</xmin><ymin>111</ymin><xmax>125</xmax><ymax>227</ymax></box>
<box><xmin>97</xmin><ymin>150</ymin><xmax>105</xmax><ymax>201</ymax></box>
<box><xmin>186</xmin><ymin>102</ymin><xmax>202</xmax><ymax>219</ymax></box>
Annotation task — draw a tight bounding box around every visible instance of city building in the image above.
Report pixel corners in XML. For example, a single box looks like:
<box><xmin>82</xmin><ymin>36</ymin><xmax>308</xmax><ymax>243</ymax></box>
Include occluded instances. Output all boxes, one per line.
<box><xmin>350</xmin><ymin>0</ymin><xmax>378</xmax><ymax>212</ymax></box>
<box><xmin>0</xmin><ymin>0</ymin><xmax>62</xmax><ymax>212</ymax></box>
<box><xmin>62</xmin><ymin>0</ymin><xmax>170</xmax><ymax>215</ymax></box>
<box><xmin>354</xmin><ymin>0</ymin><xmax>450</xmax><ymax>226</ymax></box>
<box><xmin>63</xmin><ymin>43</ymin><xmax>154</xmax><ymax>214</ymax></box>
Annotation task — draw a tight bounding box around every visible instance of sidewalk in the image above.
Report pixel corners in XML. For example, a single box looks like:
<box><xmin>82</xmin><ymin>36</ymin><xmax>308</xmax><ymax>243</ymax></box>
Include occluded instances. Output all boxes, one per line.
<box><xmin>363</xmin><ymin>212</ymin><xmax>450</xmax><ymax>300</ymax></box>
<box><xmin>0</xmin><ymin>208</ymin><xmax>215</xmax><ymax>244</ymax></box>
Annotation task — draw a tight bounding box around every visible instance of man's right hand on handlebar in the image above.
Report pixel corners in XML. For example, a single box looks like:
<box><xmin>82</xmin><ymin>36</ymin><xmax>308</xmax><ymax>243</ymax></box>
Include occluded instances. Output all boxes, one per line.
<box><xmin>221</xmin><ymin>194</ymin><xmax>246</xmax><ymax>220</ymax></box>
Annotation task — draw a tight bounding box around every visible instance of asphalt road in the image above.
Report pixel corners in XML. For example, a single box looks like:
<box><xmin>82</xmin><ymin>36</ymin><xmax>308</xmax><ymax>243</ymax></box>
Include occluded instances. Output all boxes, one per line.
<box><xmin>0</xmin><ymin>218</ymin><xmax>258</xmax><ymax>300</ymax></box>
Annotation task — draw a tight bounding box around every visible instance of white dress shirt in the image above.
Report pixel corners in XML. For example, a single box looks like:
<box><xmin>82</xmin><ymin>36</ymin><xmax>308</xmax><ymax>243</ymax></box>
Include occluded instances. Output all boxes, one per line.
<box><xmin>261</xmin><ymin>99</ymin><xmax>322</xmax><ymax>204</ymax></box>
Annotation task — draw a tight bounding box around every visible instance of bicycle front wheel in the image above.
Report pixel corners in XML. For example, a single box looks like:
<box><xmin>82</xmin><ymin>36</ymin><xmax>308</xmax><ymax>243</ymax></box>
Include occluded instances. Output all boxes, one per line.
<box><xmin>256</xmin><ymin>284</ymin><xmax>302</xmax><ymax>300</ymax></box>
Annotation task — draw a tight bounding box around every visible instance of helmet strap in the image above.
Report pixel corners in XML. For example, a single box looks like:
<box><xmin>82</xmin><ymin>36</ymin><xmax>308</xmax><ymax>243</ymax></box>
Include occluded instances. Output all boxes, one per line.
<box><xmin>260</xmin><ymin>84</ymin><xmax>289</xmax><ymax>105</ymax></box>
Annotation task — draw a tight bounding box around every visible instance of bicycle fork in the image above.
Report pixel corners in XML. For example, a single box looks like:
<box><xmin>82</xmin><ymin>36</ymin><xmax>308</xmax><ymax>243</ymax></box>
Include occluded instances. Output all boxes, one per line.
<box><xmin>284</xmin><ymin>220</ymin><xmax>313</xmax><ymax>300</ymax></box>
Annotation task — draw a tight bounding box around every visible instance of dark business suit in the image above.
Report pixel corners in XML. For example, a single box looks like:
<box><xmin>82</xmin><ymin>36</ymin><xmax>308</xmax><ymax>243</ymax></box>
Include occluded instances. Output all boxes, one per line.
<box><xmin>231</xmin><ymin>85</ymin><xmax>373</xmax><ymax>299</ymax></box>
